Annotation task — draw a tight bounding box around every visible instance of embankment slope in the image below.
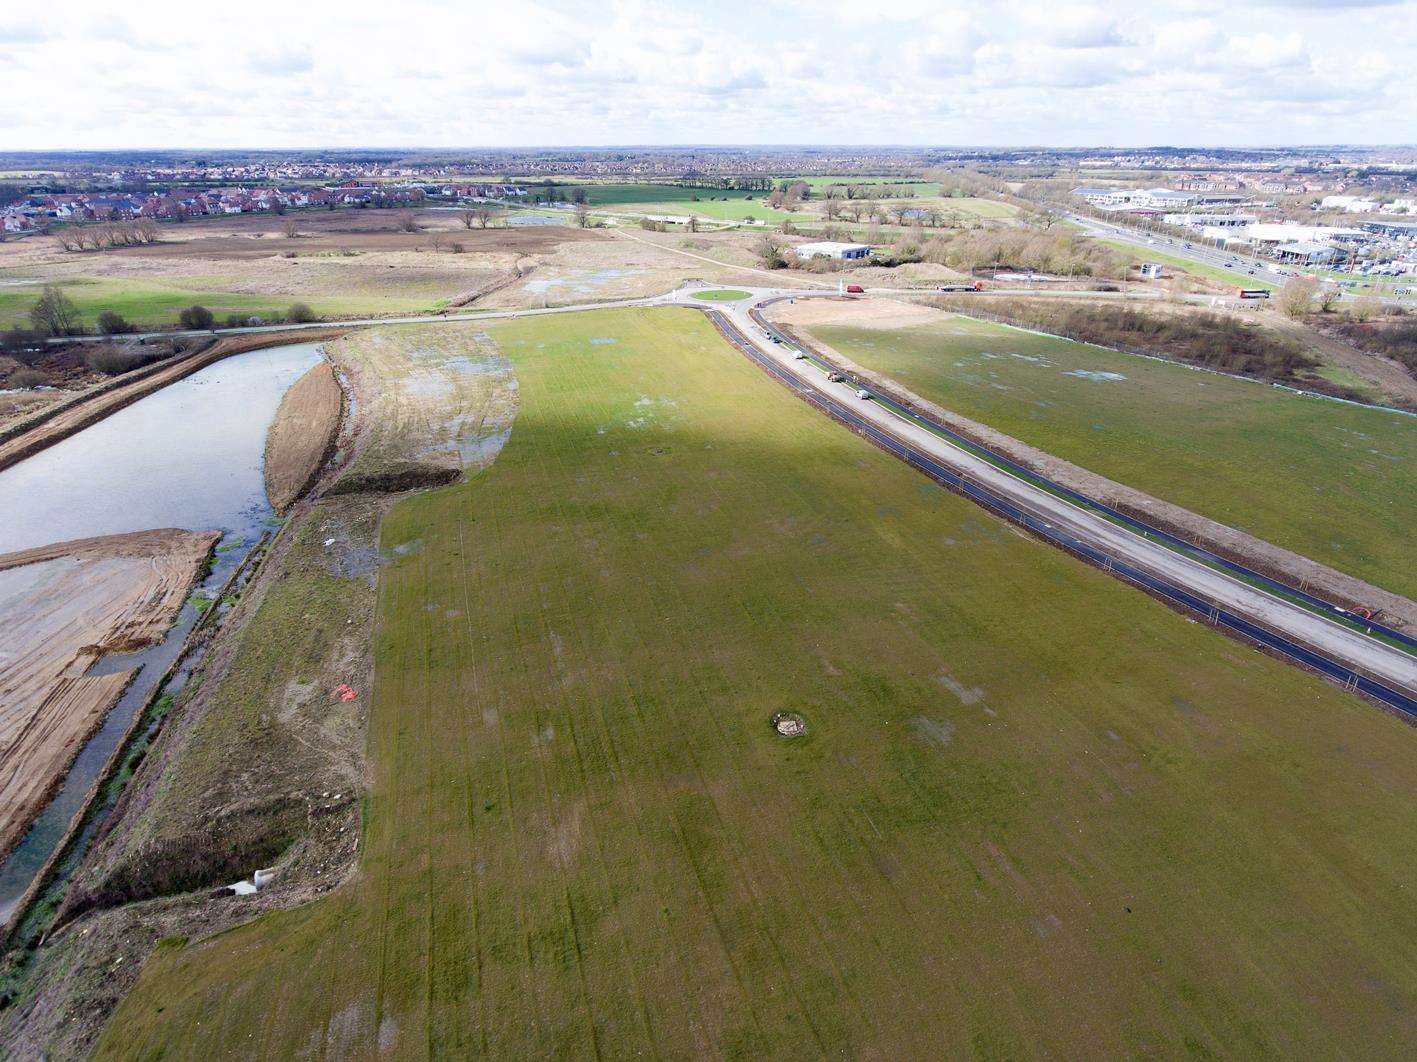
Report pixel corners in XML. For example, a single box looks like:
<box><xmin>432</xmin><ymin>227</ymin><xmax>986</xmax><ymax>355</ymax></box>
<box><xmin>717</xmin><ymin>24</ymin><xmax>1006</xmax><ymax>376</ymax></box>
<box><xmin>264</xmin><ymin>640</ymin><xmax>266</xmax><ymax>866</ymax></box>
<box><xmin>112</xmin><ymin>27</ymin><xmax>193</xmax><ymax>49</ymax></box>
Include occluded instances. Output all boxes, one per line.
<box><xmin>263</xmin><ymin>359</ymin><xmax>343</xmax><ymax>513</ymax></box>
<box><xmin>0</xmin><ymin>330</ymin><xmax>347</xmax><ymax>475</ymax></box>
<box><xmin>0</xmin><ymin>529</ymin><xmax>218</xmax><ymax>860</ymax></box>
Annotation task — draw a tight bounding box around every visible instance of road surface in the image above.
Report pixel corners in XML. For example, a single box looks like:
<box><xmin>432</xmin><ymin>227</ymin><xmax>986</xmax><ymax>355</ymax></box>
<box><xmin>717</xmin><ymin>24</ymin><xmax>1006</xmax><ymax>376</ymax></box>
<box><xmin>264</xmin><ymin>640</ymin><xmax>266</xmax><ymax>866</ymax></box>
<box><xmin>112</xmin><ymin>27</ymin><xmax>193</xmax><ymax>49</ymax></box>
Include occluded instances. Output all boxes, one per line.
<box><xmin>702</xmin><ymin>288</ymin><xmax>1416</xmax><ymax>707</ymax></box>
<box><xmin>26</xmin><ymin>281</ymin><xmax>1414</xmax><ymax>711</ymax></box>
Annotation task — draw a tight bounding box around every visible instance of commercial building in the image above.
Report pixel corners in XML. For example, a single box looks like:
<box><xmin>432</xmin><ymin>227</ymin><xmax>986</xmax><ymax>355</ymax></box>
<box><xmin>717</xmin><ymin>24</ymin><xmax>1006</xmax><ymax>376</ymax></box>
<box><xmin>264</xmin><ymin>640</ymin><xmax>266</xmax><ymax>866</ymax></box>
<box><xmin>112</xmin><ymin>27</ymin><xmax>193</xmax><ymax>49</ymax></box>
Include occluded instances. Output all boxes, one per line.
<box><xmin>1272</xmin><ymin>241</ymin><xmax>1337</xmax><ymax>265</ymax></box>
<box><xmin>793</xmin><ymin>241</ymin><xmax>872</xmax><ymax>260</ymax></box>
<box><xmin>1162</xmin><ymin>212</ymin><xmax>1256</xmax><ymax>229</ymax></box>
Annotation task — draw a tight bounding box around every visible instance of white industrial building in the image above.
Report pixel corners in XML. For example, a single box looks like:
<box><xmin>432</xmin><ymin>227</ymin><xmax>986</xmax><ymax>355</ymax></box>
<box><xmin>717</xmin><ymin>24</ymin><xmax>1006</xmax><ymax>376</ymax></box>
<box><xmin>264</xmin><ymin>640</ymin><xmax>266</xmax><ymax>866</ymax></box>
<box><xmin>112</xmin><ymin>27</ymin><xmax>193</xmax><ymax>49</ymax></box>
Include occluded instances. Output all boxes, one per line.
<box><xmin>1272</xmin><ymin>241</ymin><xmax>1338</xmax><ymax>265</ymax></box>
<box><xmin>1320</xmin><ymin>195</ymin><xmax>1378</xmax><ymax>213</ymax></box>
<box><xmin>1163</xmin><ymin>212</ymin><xmax>1256</xmax><ymax>229</ymax></box>
<box><xmin>1073</xmin><ymin>186</ymin><xmax>1202</xmax><ymax>210</ymax></box>
<box><xmin>1239</xmin><ymin>223</ymin><xmax>1367</xmax><ymax>247</ymax></box>
<box><xmin>793</xmin><ymin>241</ymin><xmax>872</xmax><ymax>260</ymax></box>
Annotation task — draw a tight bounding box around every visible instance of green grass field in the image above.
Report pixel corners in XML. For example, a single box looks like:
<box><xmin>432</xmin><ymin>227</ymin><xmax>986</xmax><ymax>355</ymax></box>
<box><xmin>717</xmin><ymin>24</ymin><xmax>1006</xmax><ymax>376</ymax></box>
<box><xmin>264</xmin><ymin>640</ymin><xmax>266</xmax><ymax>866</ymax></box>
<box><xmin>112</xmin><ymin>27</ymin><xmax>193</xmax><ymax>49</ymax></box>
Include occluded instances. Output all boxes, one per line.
<box><xmin>555</xmin><ymin>183</ymin><xmax>786</xmax><ymax>222</ymax></box>
<box><xmin>809</xmin><ymin>313</ymin><xmax>1416</xmax><ymax>598</ymax></box>
<box><xmin>97</xmin><ymin>308</ymin><xmax>1417</xmax><ymax>1057</ymax></box>
<box><xmin>1097</xmin><ymin>240</ymin><xmax>1277</xmax><ymax>289</ymax></box>
<box><xmin>0</xmin><ymin>276</ymin><xmax>439</xmax><ymax>330</ymax></box>
<box><xmin>690</xmin><ymin>288</ymin><xmax>750</xmax><ymax>301</ymax></box>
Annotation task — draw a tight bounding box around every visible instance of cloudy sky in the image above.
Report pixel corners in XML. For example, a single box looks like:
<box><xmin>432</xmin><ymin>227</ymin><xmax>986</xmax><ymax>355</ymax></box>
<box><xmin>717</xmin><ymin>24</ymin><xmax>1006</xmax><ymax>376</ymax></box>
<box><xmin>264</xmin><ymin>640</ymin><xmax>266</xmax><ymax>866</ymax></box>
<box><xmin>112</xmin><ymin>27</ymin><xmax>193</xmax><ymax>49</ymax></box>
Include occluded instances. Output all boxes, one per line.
<box><xmin>1</xmin><ymin>0</ymin><xmax>1414</xmax><ymax>149</ymax></box>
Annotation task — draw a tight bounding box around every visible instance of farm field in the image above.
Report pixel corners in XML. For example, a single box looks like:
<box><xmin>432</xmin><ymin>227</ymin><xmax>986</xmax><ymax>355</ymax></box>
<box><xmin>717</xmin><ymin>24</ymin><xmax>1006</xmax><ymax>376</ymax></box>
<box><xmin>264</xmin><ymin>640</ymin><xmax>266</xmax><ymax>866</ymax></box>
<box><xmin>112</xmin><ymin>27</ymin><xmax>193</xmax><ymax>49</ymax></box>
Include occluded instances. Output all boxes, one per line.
<box><xmin>0</xmin><ymin>211</ymin><xmax>605</xmax><ymax>330</ymax></box>
<box><xmin>548</xmin><ymin>182</ymin><xmax>790</xmax><ymax>223</ymax></box>
<box><xmin>904</xmin><ymin>195</ymin><xmax>1021</xmax><ymax>220</ymax></box>
<box><xmin>798</xmin><ymin>307</ymin><xmax>1416</xmax><ymax>598</ymax></box>
<box><xmin>98</xmin><ymin>307</ymin><xmax>1417</xmax><ymax>1057</ymax></box>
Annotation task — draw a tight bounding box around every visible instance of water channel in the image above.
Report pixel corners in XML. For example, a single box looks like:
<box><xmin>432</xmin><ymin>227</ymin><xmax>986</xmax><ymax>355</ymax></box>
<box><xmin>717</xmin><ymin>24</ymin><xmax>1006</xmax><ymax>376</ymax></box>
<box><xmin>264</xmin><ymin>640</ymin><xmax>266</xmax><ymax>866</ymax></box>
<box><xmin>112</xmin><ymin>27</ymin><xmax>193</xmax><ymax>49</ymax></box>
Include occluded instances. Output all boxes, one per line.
<box><xmin>0</xmin><ymin>341</ymin><xmax>323</xmax><ymax>923</ymax></box>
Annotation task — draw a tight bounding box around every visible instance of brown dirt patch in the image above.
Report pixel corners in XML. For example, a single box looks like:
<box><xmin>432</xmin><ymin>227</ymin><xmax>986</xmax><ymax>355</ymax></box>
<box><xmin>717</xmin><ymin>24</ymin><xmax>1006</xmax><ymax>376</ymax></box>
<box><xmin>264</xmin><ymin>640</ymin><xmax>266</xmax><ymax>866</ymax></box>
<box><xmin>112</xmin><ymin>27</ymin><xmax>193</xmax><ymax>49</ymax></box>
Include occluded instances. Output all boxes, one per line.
<box><xmin>104</xmin><ymin>214</ymin><xmax>606</xmax><ymax>261</ymax></box>
<box><xmin>771</xmin><ymin>296</ymin><xmax>947</xmax><ymax>331</ymax></box>
<box><xmin>0</xmin><ymin>529</ymin><xmax>218</xmax><ymax>860</ymax></box>
<box><xmin>264</xmin><ymin>360</ymin><xmax>343</xmax><ymax>513</ymax></box>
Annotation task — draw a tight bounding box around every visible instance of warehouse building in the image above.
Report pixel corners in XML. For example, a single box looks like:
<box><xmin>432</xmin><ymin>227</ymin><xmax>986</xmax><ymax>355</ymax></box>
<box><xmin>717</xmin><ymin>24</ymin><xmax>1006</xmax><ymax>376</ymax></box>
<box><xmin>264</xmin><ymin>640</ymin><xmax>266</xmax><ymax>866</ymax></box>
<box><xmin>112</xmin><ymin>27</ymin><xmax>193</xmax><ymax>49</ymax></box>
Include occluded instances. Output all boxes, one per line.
<box><xmin>794</xmin><ymin>241</ymin><xmax>872</xmax><ymax>260</ymax></box>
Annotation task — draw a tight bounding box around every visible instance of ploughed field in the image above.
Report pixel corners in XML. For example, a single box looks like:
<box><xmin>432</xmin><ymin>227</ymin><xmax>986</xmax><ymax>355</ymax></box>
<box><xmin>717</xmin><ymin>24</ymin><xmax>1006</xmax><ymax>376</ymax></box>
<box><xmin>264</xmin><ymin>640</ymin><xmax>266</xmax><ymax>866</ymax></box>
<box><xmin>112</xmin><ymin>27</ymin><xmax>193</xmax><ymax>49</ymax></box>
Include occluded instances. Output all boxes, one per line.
<box><xmin>100</xmin><ymin>308</ymin><xmax>1417</xmax><ymax>1057</ymax></box>
<box><xmin>800</xmin><ymin>310</ymin><xmax>1417</xmax><ymax>601</ymax></box>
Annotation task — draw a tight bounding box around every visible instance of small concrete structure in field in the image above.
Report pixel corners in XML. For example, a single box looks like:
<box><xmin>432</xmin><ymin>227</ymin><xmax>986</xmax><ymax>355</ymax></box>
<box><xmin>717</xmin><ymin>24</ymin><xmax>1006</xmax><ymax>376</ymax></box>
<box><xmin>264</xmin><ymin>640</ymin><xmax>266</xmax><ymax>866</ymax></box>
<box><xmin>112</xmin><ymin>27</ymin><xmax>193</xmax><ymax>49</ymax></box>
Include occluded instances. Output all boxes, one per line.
<box><xmin>772</xmin><ymin>712</ymin><xmax>808</xmax><ymax>737</ymax></box>
<box><xmin>794</xmin><ymin>241</ymin><xmax>871</xmax><ymax>260</ymax></box>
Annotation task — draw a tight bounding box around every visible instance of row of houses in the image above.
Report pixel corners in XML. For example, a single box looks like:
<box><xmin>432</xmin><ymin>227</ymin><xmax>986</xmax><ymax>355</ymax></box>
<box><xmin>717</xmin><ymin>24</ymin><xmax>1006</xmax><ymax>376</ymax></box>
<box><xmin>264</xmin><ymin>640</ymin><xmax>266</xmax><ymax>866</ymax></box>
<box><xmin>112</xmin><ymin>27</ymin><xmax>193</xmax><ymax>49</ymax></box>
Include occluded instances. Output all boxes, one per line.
<box><xmin>1</xmin><ymin>180</ymin><xmax>533</xmax><ymax>234</ymax></box>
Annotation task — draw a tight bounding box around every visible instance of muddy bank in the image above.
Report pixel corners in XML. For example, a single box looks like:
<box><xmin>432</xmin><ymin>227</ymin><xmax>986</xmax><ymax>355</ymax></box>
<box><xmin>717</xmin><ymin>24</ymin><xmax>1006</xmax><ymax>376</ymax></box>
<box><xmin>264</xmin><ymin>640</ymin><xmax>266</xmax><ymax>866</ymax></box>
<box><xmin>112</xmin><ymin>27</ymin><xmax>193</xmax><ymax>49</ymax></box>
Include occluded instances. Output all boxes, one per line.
<box><xmin>766</xmin><ymin>303</ymin><xmax>1417</xmax><ymax>630</ymax></box>
<box><xmin>0</xmin><ymin>321</ymin><xmax>523</xmax><ymax>1055</ymax></box>
<box><xmin>264</xmin><ymin>360</ymin><xmax>343</xmax><ymax>513</ymax></box>
<box><xmin>0</xmin><ymin>330</ymin><xmax>347</xmax><ymax>476</ymax></box>
<box><xmin>0</xmin><ymin>529</ymin><xmax>218</xmax><ymax>862</ymax></box>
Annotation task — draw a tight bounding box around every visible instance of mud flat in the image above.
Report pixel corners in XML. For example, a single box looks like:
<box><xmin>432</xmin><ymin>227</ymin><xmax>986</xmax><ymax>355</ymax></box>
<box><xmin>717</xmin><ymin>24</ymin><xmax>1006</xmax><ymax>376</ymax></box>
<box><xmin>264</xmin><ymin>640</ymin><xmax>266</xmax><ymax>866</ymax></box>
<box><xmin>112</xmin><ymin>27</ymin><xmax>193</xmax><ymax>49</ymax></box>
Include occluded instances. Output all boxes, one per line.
<box><xmin>263</xmin><ymin>360</ymin><xmax>343</xmax><ymax>513</ymax></box>
<box><xmin>324</xmin><ymin>323</ymin><xmax>519</xmax><ymax>493</ymax></box>
<box><xmin>0</xmin><ymin>529</ymin><xmax>218</xmax><ymax>861</ymax></box>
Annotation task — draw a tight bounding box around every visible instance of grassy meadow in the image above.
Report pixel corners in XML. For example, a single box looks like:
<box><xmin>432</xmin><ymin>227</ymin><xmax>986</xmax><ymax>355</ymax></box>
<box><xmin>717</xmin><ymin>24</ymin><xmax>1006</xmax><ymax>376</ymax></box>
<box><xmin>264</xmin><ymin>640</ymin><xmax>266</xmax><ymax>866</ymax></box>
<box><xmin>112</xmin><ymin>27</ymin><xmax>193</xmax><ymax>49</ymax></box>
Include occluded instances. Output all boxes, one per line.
<box><xmin>810</xmin><ymin>312</ymin><xmax>1416</xmax><ymax>598</ymax></box>
<box><xmin>99</xmin><ymin>308</ymin><xmax>1417</xmax><ymax>1057</ymax></box>
<box><xmin>0</xmin><ymin>276</ymin><xmax>398</xmax><ymax>331</ymax></box>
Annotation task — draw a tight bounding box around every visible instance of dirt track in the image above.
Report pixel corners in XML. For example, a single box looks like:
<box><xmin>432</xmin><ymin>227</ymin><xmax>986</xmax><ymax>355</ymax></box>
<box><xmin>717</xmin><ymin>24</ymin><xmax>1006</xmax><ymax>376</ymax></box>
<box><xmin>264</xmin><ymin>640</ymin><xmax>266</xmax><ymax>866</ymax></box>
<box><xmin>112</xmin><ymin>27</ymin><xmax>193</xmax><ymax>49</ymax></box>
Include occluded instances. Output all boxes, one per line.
<box><xmin>264</xmin><ymin>360</ymin><xmax>343</xmax><ymax>512</ymax></box>
<box><xmin>0</xmin><ymin>330</ymin><xmax>347</xmax><ymax>475</ymax></box>
<box><xmin>0</xmin><ymin>529</ymin><xmax>218</xmax><ymax>861</ymax></box>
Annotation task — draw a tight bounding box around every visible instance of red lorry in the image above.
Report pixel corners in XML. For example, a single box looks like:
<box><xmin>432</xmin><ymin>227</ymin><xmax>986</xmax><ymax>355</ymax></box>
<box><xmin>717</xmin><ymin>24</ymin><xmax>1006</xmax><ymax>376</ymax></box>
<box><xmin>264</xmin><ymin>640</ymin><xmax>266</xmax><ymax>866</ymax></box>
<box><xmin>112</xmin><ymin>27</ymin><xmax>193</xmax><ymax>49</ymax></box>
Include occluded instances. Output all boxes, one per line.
<box><xmin>844</xmin><ymin>284</ymin><xmax>865</xmax><ymax>294</ymax></box>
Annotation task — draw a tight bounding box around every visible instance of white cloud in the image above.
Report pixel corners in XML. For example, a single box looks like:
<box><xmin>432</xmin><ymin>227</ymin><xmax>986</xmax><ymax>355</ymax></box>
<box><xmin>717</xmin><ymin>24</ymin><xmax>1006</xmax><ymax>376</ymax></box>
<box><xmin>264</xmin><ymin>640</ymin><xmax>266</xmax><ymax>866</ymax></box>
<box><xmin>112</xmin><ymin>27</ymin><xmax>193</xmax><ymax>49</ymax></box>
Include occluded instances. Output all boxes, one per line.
<box><xmin>0</xmin><ymin>0</ymin><xmax>1413</xmax><ymax>147</ymax></box>
<box><xmin>247</xmin><ymin>48</ymin><xmax>314</xmax><ymax>76</ymax></box>
<box><xmin>0</xmin><ymin>21</ymin><xmax>48</xmax><ymax>43</ymax></box>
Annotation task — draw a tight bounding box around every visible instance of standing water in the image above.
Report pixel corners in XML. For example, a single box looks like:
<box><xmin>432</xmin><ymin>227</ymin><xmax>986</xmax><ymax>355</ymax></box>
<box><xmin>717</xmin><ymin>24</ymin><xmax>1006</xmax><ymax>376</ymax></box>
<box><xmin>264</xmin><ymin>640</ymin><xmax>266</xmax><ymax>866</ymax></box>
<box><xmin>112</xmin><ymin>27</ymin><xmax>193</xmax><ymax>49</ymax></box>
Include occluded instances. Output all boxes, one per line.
<box><xmin>0</xmin><ymin>342</ymin><xmax>323</xmax><ymax>923</ymax></box>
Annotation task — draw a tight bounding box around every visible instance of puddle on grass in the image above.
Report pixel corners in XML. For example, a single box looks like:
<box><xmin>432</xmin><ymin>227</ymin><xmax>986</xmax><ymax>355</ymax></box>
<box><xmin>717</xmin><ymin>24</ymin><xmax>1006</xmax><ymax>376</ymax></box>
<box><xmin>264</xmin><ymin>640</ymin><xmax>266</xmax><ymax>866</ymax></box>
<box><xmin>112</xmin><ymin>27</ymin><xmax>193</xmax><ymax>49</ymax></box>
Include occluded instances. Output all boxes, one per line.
<box><xmin>523</xmin><ymin>269</ymin><xmax>645</xmax><ymax>297</ymax></box>
<box><xmin>1064</xmin><ymin>370</ymin><xmax>1127</xmax><ymax>382</ymax></box>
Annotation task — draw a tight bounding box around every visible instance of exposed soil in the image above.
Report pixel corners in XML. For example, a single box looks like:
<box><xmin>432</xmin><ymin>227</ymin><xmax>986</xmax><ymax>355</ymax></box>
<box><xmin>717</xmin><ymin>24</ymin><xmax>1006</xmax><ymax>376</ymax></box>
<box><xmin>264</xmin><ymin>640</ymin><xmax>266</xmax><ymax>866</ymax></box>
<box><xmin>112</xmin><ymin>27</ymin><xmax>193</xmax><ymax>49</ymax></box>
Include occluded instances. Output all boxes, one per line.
<box><xmin>767</xmin><ymin>300</ymin><xmax>1417</xmax><ymax>630</ymax></box>
<box><xmin>1277</xmin><ymin>316</ymin><xmax>1417</xmax><ymax>407</ymax></box>
<box><xmin>0</xmin><ymin>321</ymin><xmax>524</xmax><ymax>1055</ymax></box>
<box><xmin>0</xmin><ymin>529</ymin><xmax>218</xmax><ymax>861</ymax></box>
<box><xmin>0</xmin><ymin>330</ymin><xmax>346</xmax><ymax>475</ymax></box>
<box><xmin>264</xmin><ymin>360</ymin><xmax>343</xmax><ymax>513</ymax></box>
<box><xmin>0</xmin><ymin>388</ymin><xmax>66</xmax><ymax>436</ymax></box>
<box><xmin>101</xmin><ymin>212</ymin><xmax>606</xmax><ymax>261</ymax></box>
<box><xmin>770</xmin><ymin>296</ymin><xmax>941</xmax><ymax>331</ymax></box>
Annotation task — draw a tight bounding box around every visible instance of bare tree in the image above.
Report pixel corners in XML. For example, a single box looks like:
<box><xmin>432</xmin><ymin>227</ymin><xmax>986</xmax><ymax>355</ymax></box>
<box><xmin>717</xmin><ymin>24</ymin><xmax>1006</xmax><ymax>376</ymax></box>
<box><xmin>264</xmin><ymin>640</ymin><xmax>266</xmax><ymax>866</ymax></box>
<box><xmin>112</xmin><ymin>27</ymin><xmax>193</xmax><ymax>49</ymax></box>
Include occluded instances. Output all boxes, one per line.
<box><xmin>472</xmin><ymin>207</ymin><xmax>494</xmax><ymax>229</ymax></box>
<box><xmin>575</xmin><ymin>204</ymin><xmax>590</xmax><ymax>228</ymax></box>
<box><xmin>823</xmin><ymin>200</ymin><xmax>843</xmax><ymax>221</ymax></box>
<box><xmin>397</xmin><ymin>211</ymin><xmax>419</xmax><ymax>233</ymax></box>
<box><xmin>30</xmin><ymin>285</ymin><xmax>81</xmax><ymax>336</ymax></box>
<box><xmin>281</xmin><ymin>218</ymin><xmax>299</xmax><ymax>238</ymax></box>
<box><xmin>1277</xmin><ymin>276</ymin><xmax>1318</xmax><ymax>319</ymax></box>
<box><xmin>754</xmin><ymin>235</ymin><xmax>787</xmax><ymax>270</ymax></box>
<box><xmin>134</xmin><ymin>218</ymin><xmax>160</xmax><ymax>243</ymax></box>
<box><xmin>459</xmin><ymin>208</ymin><xmax>476</xmax><ymax>229</ymax></box>
<box><xmin>687</xmin><ymin>215</ymin><xmax>700</xmax><ymax>233</ymax></box>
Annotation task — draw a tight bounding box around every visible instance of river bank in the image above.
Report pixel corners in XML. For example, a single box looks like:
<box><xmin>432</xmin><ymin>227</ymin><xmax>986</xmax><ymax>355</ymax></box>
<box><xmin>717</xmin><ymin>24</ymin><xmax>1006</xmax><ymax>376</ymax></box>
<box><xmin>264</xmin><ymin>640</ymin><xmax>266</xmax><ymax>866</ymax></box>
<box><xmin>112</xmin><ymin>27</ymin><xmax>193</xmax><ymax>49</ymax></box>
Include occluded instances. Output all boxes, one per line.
<box><xmin>0</xmin><ymin>529</ymin><xmax>219</xmax><ymax>866</ymax></box>
<box><xmin>0</xmin><ymin>330</ymin><xmax>345</xmax><ymax>476</ymax></box>
<box><xmin>0</xmin><ymin>320</ymin><xmax>521</xmax><ymax>1057</ymax></box>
